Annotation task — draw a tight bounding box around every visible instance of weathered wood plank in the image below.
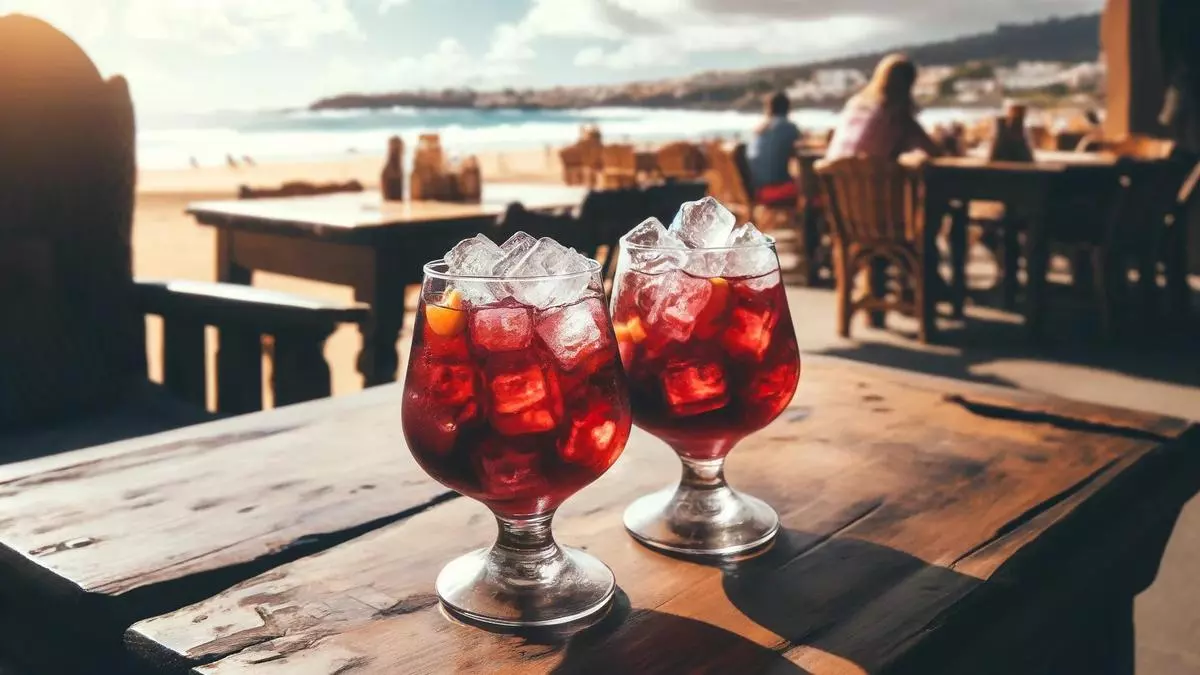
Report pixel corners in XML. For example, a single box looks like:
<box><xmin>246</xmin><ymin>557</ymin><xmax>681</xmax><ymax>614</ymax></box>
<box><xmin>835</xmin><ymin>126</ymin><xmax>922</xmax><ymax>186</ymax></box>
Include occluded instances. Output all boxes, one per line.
<box><xmin>122</xmin><ymin>358</ymin><xmax>1199</xmax><ymax>674</ymax></box>
<box><xmin>0</xmin><ymin>382</ymin><xmax>451</xmax><ymax>626</ymax></box>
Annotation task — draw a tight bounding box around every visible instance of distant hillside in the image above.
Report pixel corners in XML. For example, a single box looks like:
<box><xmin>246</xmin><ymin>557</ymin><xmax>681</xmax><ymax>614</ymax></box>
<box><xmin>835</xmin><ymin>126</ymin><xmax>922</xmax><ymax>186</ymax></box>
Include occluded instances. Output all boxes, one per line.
<box><xmin>311</xmin><ymin>13</ymin><xmax>1101</xmax><ymax>112</ymax></box>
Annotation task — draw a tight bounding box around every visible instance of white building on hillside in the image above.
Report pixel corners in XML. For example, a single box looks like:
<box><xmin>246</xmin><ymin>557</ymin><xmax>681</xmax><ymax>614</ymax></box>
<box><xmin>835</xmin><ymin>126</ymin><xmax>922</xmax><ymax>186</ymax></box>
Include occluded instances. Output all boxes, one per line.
<box><xmin>786</xmin><ymin>68</ymin><xmax>867</xmax><ymax>102</ymax></box>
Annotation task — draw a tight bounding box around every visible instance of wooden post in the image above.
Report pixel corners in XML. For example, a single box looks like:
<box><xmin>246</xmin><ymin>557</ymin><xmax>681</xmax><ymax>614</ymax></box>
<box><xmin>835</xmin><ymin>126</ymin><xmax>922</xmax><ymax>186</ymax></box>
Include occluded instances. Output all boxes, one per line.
<box><xmin>1102</xmin><ymin>0</ymin><xmax>1167</xmax><ymax>139</ymax></box>
<box><xmin>161</xmin><ymin>317</ymin><xmax>206</xmax><ymax>409</ymax></box>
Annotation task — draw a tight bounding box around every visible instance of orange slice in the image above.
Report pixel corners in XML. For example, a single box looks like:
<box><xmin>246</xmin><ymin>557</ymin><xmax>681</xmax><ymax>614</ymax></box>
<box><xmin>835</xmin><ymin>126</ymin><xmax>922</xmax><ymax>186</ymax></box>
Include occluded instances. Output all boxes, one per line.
<box><xmin>426</xmin><ymin>289</ymin><xmax>467</xmax><ymax>337</ymax></box>
<box><xmin>615</xmin><ymin>316</ymin><xmax>647</xmax><ymax>344</ymax></box>
<box><xmin>695</xmin><ymin>278</ymin><xmax>730</xmax><ymax>335</ymax></box>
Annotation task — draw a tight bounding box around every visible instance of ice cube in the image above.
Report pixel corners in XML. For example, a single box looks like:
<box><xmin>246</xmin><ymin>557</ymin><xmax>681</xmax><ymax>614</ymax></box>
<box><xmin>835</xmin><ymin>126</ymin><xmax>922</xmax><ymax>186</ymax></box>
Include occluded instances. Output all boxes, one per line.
<box><xmin>493</xmin><ymin>231</ymin><xmax>538</xmax><ymax>276</ymax></box>
<box><xmin>535</xmin><ymin>299</ymin><xmax>609</xmax><ymax>371</ymax></box>
<box><xmin>445</xmin><ymin>234</ymin><xmax>503</xmax><ymax>275</ymax></box>
<box><xmin>403</xmin><ymin>391</ymin><xmax>460</xmax><ymax>456</ymax></box>
<box><xmin>623</xmin><ymin>218</ymin><xmax>687</xmax><ymax>274</ymax></box>
<box><xmin>723</xmin><ymin>222</ymin><xmax>777</xmax><ymax>278</ymax></box>
<box><xmin>645</xmin><ymin>270</ymin><xmax>713</xmax><ymax>344</ymax></box>
<box><xmin>669</xmin><ymin>197</ymin><xmax>737</xmax><ymax>249</ymax></box>
<box><xmin>721</xmin><ymin>304</ymin><xmax>779</xmax><ymax>362</ymax></box>
<box><xmin>682</xmin><ymin>250</ymin><xmax>726</xmax><ymax>278</ymax></box>
<box><xmin>509</xmin><ymin>238</ymin><xmax>591</xmax><ymax>307</ymax></box>
<box><xmin>486</xmin><ymin>351</ymin><xmax>563</xmax><ymax>435</ymax></box>
<box><xmin>475</xmin><ymin>441</ymin><xmax>547</xmax><ymax>499</ymax></box>
<box><xmin>661</xmin><ymin>360</ymin><xmax>729</xmax><ymax>417</ymax></box>
<box><xmin>420</xmin><ymin>361</ymin><xmax>476</xmax><ymax>407</ymax></box>
<box><xmin>558</xmin><ymin>403</ymin><xmax>625</xmax><ymax>472</ymax></box>
<box><xmin>469</xmin><ymin>305</ymin><xmax>533</xmax><ymax>352</ymax></box>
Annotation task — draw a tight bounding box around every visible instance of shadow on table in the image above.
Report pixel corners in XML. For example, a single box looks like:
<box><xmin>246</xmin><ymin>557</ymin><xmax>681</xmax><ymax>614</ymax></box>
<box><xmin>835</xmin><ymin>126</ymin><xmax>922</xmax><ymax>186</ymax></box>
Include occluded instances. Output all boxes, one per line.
<box><xmin>549</xmin><ymin>529</ymin><xmax>983</xmax><ymax>674</ymax></box>
<box><xmin>721</xmin><ymin>528</ymin><xmax>982</xmax><ymax>673</ymax></box>
<box><xmin>550</xmin><ymin>589</ymin><xmax>812</xmax><ymax>674</ymax></box>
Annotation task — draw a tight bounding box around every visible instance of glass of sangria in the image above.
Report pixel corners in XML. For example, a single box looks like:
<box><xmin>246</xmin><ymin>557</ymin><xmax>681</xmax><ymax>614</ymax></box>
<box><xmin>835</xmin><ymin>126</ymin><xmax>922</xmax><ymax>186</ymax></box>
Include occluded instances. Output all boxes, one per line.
<box><xmin>611</xmin><ymin>198</ymin><xmax>800</xmax><ymax>558</ymax></box>
<box><xmin>402</xmin><ymin>233</ymin><xmax>631</xmax><ymax>629</ymax></box>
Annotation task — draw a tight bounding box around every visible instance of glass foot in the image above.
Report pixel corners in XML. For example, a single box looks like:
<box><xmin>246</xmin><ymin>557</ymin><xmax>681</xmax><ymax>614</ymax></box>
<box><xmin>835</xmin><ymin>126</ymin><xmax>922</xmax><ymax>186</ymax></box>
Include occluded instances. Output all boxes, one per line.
<box><xmin>623</xmin><ymin>483</ymin><xmax>779</xmax><ymax>558</ymax></box>
<box><xmin>436</xmin><ymin>544</ymin><xmax>615</xmax><ymax>629</ymax></box>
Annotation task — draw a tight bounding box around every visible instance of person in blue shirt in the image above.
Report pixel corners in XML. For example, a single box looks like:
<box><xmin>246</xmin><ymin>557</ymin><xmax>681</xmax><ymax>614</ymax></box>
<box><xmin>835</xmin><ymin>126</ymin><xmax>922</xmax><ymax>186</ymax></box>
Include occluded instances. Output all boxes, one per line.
<box><xmin>746</xmin><ymin>92</ymin><xmax>801</xmax><ymax>205</ymax></box>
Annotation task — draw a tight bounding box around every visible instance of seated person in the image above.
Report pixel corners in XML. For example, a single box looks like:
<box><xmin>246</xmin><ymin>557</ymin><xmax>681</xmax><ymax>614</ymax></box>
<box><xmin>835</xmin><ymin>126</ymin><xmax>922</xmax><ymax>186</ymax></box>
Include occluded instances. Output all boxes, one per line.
<box><xmin>746</xmin><ymin>91</ymin><xmax>801</xmax><ymax>206</ymax></box>
<box><xmin>826</xmin><ymin>54</ymin><xmax>941</xmax><ymax>161</ymax></box>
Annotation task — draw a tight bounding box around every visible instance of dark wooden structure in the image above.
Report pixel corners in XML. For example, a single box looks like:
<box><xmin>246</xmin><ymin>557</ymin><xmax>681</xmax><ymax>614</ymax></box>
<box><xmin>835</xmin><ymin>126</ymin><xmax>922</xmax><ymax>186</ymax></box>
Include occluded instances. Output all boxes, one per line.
<box><xmin>187</xmin><ymin>183</ymin><xmax>585</xmax><ymax>387</ymax></box>
<box><xmin>0</xmin><ymin>14</ymin><xmax>367</xmax><ymax>460</ymax></box>
<box><xmin>0</xmin><ymin>357</ymin><xmax>1194</xmax><ymax>673</ymax></box>
<box><xmin>918</xmin><ymin>152</ymin><xmax>1182</xmax><ymax>341</ymax></box>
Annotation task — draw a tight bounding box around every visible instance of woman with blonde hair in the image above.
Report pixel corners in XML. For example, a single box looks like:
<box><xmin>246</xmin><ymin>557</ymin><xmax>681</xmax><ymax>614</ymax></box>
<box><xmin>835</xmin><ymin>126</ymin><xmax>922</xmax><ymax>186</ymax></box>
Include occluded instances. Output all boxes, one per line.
<box><xmin>826</xmin><ymin>53</ymin><xmax>941</xmax><ymax>160</ymax></box>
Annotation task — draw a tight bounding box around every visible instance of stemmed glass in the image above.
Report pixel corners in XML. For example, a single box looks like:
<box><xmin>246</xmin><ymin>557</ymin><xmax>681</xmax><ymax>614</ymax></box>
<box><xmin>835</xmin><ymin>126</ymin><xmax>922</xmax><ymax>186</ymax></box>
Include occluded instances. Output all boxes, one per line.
<box><xmin>611</xmin><ymin>239</ymin><xmax>800</xmax><ymax>557</ymax></box>
<box><xmin>402</xmin><ymin>259</ymin><xmax>631</xmax><ymax>629</ymax></box>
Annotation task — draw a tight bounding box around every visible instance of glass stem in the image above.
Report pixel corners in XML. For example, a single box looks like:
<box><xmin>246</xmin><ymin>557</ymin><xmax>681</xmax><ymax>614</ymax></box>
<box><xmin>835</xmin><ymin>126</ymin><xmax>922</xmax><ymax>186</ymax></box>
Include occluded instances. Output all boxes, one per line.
<box><xmin>490</xmin><ymin>512</ymin><xmax>565</xmax><ymax>583</ymax></box>
<box><xmin>680</xmin><ymin>457</ymin><xmax>728</xmax><ymax>492</ymax></box>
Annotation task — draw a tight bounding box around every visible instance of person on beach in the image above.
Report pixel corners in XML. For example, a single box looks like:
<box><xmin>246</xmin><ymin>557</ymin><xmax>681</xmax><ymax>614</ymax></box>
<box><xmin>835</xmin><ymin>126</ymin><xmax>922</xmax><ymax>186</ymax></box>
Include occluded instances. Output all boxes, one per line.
<box><xmin>826</xmin><ymin>53</ymin><xmax>941</xmax><ymax>161</ymax></box>
<box><xmin>746</xmin><ymin>91</ymin><xmax>801</xmax><ymax>206</ymax></box>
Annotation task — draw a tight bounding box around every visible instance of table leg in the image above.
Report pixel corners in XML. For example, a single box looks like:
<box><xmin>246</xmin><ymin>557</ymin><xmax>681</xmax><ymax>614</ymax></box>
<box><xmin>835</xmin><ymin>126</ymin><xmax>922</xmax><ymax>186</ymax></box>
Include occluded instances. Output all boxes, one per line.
<box><xmin>216</xmin><ymin>229</ymin><xmax>251</xmax><ymax>285</ymax></box>
<box><xmin>803</xmin><ymin>204</ymin><xmax>822</xmax><ymax>288</ymax></box>
<box><xmin>1024</xmin><ymin>210</ymin><xmax>1050</xmax><ymax>341</ymax></box>
<box><xmin>214</xmin><ymin>228</ymin><xmax>260</xmax><ymax>413</ymax></box>
<box><xmin>1000</xmin><ymin>220</ymin><xmax>1021</xmax><ymax>310</ymax></box>
<box><xmin>920</xmin><ymin>190</ymin><xmax>944</xmax><ymax>343</ymax></box>
<box><xmin>949</xmin><ymin>201</ymin><xmax>968</xmax><ymax>318</ymax></box>
<box><xmin>354</xmin><ymin>252</ymin><xmax>406</xmax><ymax>387</ymax></box>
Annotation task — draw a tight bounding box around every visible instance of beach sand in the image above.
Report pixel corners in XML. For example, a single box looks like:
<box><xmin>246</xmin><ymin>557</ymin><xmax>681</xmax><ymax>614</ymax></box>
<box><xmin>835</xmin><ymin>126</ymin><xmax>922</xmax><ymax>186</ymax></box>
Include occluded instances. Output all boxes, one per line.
<box><xmin>134</xmin><ymin>148</ymin><xmax>562</xmax><ymax>408</ymax></box>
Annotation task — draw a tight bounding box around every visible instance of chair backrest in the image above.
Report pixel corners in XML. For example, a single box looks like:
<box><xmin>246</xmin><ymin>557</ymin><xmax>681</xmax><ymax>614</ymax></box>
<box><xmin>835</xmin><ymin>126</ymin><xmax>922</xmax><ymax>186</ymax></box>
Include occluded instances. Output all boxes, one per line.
<box><xmin>0</xmin><ymin>15</ymin><xmax>145</xmax><ymax>427</ymax></box>
<box><xmin>496</xmin><ymin>204</ymin><xmax>601</xmax><ymax>260</ymax></box>
<box><xmin>643</xmin><ymin>181</ymin><xmax>709</xmax><ymax>225</ymax></box>
<box><xmin>815</xmin><ymin>157</ymin><xmax>919</xmax><ymax>246</ymax></box>
<box><xmin>656</xmin><ymin>142</ymin><xmax>704</xmax><ymax>178</ymax></box>
<box><xmin>601</xmin><ymin>145</ymin><xmax>637</xmax><ymax>174</ymax></box>
<box><xmin>578</xmin><ymin>187</ymin><xmax>648</xmax><ymax>282</ymax></box>
<box><xmin>703</xmin><ymin>143</ymin><xmax>751</xmax><ymax>208</ymax></box>
<box><xmin>238</xmin><ymin>180</ymin><xmax>364</xmax><ymax>200</ymax></box>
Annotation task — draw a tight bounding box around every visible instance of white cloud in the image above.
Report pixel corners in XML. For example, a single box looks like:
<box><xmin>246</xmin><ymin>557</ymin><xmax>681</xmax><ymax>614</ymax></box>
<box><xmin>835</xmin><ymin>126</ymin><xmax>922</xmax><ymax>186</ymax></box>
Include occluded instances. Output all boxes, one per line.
<box><xmin>123</xmin><ymin>0</ymin><xmax>362</xmax><ymax>54</ymax></box>
<box><xmin>384</xmin><ymin>38</ymin><xmax>521</xmax><ymax>90</ymax></box>
<box><xmin>486</xmin><ymin>22</ymin><xmax>536</xmax><ymax>64</ymax></box>
<box><xmin>378</xmin><ymin>0</ymin><xmax>410</xmax><ymax>14</ymax></box>
<box><xmin>574</xmin><ymin>39</ymin><xmax>684</xmax><ymax>70</ymax></box>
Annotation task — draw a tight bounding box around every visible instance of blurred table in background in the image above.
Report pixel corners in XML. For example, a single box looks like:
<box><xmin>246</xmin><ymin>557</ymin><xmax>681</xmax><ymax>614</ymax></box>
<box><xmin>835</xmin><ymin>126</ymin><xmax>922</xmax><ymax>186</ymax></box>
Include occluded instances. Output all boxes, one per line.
<box><xmin>188</xmin><ymin>183</ymin><xmax>587</xmax><ymax>386</ymax></box>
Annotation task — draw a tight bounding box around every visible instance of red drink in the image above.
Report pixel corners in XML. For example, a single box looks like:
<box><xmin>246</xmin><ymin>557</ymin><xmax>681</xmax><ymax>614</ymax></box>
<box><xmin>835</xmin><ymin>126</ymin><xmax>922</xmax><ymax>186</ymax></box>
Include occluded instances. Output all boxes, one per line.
<box><xmin>611</xmin><ymin>268</ymin><xmax>800</xmax><ymax>460</ymax></box>
<box><xmin>403</xmin><ymin>290</ymin><xmax>631</xmax><ymax>518</ymax></box>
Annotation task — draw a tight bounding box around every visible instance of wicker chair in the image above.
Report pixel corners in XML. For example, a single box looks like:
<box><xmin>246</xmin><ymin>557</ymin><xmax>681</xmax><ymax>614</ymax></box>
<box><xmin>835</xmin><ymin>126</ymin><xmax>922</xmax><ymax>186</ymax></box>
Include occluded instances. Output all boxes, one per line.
<box><xmin>600</xmin><ymin>144</ymin><xmax>638</xmax><ymax>189</ymax></box>
<box><xmin>655</xmin><ymin>142</ymin><xmax>705</xmax><ymax>181</ymax></box>
<box><xmin>815</xmin><ymin>157</ymin><xmax>930</xmax><ymax>342</ymax></box>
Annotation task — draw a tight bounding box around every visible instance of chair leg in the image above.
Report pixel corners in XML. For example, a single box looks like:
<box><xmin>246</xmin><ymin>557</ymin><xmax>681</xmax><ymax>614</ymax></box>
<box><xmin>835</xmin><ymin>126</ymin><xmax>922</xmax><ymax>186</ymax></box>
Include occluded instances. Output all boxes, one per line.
<box><xmin>868</xmin><ymin>256</ymin><xmax>888</xmax><ymax>329</ymax></box>
<box><xmin>1001</xmin><ymin>221</ymin><xmax>1021</xmax><ymax>310</ymax></box>
<box><xmin>915</xmin><ymin>269</ymin><xmax>931</xmax><ymax>344</ymax></box>
<box><xmin>1092</xmin><ymin>248</ymin><xmax>1116</xmax><ymax>341</ymax></box>
<box><xmin>834</xmin><ymin>246</ymin><xmax>852</xmax><ymax>338</ymax></box>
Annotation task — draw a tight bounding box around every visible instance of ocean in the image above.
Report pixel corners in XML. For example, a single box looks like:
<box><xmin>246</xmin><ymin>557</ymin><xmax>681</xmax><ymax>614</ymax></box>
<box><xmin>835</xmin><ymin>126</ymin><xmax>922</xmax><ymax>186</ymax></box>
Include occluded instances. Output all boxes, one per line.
<box><xmin>136</xmin><ymin>106</ymin><xmax>994</xmax><ymax>170</ymax></box>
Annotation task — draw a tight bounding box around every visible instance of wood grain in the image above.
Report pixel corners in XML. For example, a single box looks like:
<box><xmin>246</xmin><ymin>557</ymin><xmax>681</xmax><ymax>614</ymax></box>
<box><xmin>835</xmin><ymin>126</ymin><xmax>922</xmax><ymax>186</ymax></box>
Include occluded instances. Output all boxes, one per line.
<box><xmin>0</xmin><ymin>382</ymin><xmax>451</xmax><ymax>623</ymax></box>
<box><xmin>115</xmin><ymin>357</ymin><xmax>1198</xmax><ymax>675</ymax></box>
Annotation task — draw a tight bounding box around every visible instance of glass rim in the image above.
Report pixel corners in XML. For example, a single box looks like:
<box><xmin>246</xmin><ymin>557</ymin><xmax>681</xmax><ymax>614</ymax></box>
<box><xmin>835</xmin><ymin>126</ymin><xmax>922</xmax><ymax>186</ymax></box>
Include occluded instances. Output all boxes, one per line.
<box><xmin>619</xmin><ymin>234</ymin><xmax>777</xmax><ymax>253</ymax></box>
<box><xmin>422</xmin><ymin>257</ymin><xmax>602</xmax><ymax>282</ymax></box>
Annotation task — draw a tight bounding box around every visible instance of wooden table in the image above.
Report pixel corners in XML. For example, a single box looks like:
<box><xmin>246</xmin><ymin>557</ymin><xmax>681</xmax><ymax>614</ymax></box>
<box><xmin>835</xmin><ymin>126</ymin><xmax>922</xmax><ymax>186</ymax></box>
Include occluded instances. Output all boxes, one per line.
<box><xmin>0</xmin><ymin>357</ymin><xmax>1196</xmax><ymax>674</ymax></box>
<box><xmin>921</xmin><ymin>151</ymin><xmax>1126</xmax><ymax>340</ymax></box>
<box><xmin>189</xmin><ymin>183</ymin><xmax>587</xmax><ymax>387</ymax></box>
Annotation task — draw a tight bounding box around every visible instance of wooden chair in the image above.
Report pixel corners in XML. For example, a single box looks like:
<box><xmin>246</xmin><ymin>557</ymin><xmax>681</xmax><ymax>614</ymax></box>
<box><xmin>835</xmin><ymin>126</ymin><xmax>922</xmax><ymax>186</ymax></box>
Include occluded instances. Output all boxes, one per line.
<box><xmin>701</xmin><ymin>142</ymin><xmax>753</xmax><ymax>222</ymax></box>
<box><xmin>559</xmin><ymin>144</ymin><xmax>585</xmax><ymax>186</ymax></box>
<box><xmin>238</xmin><ymin>180</ymin><xmax>364</xmax><ymax>200</ymax></box>
<box><xmin>495</xmin><ymin>203</ymin><xmax>603</xmax><ymax>262</ymax></box>
<box><xmin>655</xmin><ymin>142</ymin><xmax>705</xmax><ymax>181</ymax></box>
<box><xmin>815</xmin><ymin>158</ymin><xmax>930</xmax><ymax>342</ymax></box>
<box><xmin>0</xmin><ymin>15</ymin><xmax>368</xmax><ymax>461</ymax></box>
<box><xmin>578</xmin><ymin>187</ymin><xmax>648</xmax><ymax>287</ymax></box>
<box><xmin>643</xmin><ymin>181</ymin><xmax>709</xmax><ymax>225</ymax></box>
<box><xmin>600</xmin><ymin>144</ymin><xmax>638</xmax><ymax>189</ymax></box>
<box><xmin>1066</xmin><ymin>158</ymin><xmax>1194</xmax><ymax>336</ymax></box>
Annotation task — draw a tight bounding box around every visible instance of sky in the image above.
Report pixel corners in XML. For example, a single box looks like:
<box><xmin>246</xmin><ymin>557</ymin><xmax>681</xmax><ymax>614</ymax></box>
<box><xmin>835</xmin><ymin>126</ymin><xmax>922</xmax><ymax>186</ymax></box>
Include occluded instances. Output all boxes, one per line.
<box><xmin>1</xmin><ymin>0</ymin><xmax>1105</xmax><ymax>114</ymax></box>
